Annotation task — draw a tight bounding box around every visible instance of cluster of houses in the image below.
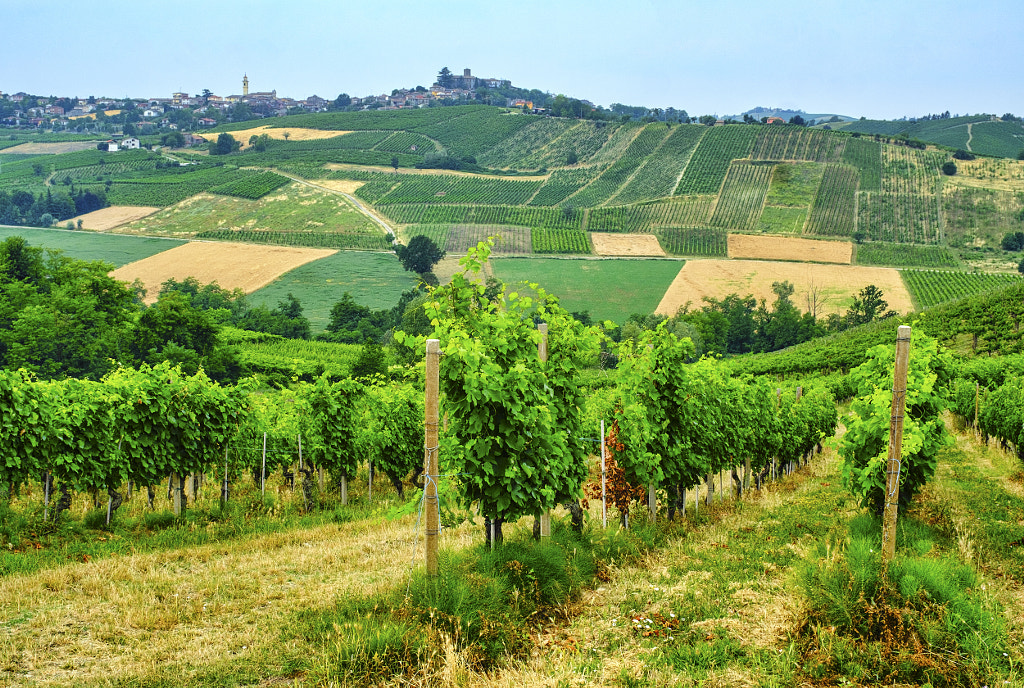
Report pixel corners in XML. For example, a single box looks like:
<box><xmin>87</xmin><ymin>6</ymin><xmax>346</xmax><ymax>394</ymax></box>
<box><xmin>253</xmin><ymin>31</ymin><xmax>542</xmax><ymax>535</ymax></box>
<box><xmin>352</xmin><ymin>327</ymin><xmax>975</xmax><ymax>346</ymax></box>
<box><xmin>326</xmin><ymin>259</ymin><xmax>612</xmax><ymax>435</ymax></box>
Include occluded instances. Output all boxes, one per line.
<box><xmin>0</xmin><ymin>68</ymin><xmax>523</xmax><ymax>130</ymax></box>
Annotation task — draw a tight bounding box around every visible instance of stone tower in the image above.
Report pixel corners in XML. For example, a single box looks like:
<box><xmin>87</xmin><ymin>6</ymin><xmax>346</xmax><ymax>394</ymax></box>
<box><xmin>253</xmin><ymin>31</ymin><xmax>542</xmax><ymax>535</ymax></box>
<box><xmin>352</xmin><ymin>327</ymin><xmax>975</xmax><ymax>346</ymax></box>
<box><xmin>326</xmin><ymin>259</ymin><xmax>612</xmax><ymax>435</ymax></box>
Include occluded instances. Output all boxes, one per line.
<box><xmin>243</xmin><ymin>74</ymin><xmax>249</xmax><ymax>96</ymax></box>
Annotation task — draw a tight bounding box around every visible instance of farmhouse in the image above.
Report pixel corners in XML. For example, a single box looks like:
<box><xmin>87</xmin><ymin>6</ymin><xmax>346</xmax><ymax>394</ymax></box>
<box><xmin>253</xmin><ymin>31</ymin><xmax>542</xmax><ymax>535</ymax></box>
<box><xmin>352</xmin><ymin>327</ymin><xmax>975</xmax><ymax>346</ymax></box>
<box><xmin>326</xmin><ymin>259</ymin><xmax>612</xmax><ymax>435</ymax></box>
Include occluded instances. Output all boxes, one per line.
<box><xmin>766</xmin><ymin>116</ymin><xmax>785</xmax><ymax>124</ymax></box>
<box><xmin>120</xmin><ymin>137</ymin><xmax>140</xmax><ymax>149</ymax></box>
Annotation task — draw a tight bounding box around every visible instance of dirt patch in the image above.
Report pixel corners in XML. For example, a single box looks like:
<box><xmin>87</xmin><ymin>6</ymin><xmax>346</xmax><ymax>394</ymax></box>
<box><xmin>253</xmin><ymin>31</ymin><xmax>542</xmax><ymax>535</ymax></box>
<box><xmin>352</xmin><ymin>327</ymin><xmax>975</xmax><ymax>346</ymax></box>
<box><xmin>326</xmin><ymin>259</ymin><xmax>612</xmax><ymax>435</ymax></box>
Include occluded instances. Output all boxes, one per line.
<box><xmin>194</xmin><ymin>126</ymin><xmax>351</xmax><ymax>150</ymax></box>
<box><xmin>0</xmin><ymin>141</ymin><xmax>103</xmax><ymax>155</ymax></box>
<box><xmin>655</xmin><ymin>259</ymin><xmax>913</xmax><ymax>316</ymax></box>
<box><xmin>728</xmin><ymin>234</ymin><xmax>852</xmax><ymax>264</ymax></box>
<box><xmin>70</xmin><ymin>206</ymin><xmax>160</xmax><ymax>230</ymax></box>
<box><xmin>111</xmin><ymin>241</ymin><xmax>335</xmax><ymax>303</ymax></box>
<box><xmin>591</xmin><ymin>233</ymin><xmax>666</xmax><ymax>257</ymax></box>
<box><xmin>313</xmin><ymin>179</ymin><xmax>365</xmax><ymax>194</ymax></box>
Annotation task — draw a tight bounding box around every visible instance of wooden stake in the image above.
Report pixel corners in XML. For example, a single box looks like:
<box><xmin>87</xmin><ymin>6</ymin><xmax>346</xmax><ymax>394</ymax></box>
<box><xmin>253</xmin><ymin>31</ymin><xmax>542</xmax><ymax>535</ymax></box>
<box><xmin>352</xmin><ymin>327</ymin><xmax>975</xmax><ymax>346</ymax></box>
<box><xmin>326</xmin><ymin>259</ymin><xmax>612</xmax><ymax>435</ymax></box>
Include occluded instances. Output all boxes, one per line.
<box><xmin>368</xmin><ymin>462</ymin><xmax>373</xmax><ymax>503</ymax></box>
<box><xmin>425</xmin><ymin>339</ymin><xmax>441</xmax><ymax>576</ymax></box>
<box><xmin>648</xmin><ymin>482</ymin><xmax>657</xmax><ymax>521</ymax></box>
<box><xmin>261</xmin><ymin>433</ymin><xmax>267</xmax><ymax>496</ymax></box>
<box><xmin>600</xmin><ymin>419</ymin><xmax>607</xmax><ymax>529</ymax></box>
<box><xmin>974</xmin><ymin>382</ymin><xmax>980</xmax><ymax>439</ymax></box>
<box><xmin>538</xmin><ymin>323</ymin><xmax>552</xmax><ymax>538</ymax></box>
<box><xmin>172</xmin><ymin>472</ymin><xmax>183</xmax><ymax>516</ymax></box>
<box><xmin>43</xmin><ymin>472</ymin><xmax>50</xmax><ymax>522</ymax></box>
<box><xmin>881</xmin><ymin>325</ymin><xmax>912</xmax><ymax>566</ymax></box>
<box><xmin>223</xmin><ymin>448</ymin><xmax>229</xmax><ymax>504</ymax></box>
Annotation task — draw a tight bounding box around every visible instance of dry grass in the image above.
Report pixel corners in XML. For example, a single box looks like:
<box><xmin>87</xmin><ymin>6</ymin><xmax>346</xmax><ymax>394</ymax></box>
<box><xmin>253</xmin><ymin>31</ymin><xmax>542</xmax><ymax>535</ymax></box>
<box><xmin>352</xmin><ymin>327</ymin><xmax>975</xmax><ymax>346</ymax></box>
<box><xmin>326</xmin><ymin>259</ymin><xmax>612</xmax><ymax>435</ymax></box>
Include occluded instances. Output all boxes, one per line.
<box><xmin>655</xmin><ymin>258</ymin><xmax>913</xmax><ymax>316</ymax></box>
<box><xmin>727</xmin><ymin>234</ymin><xmax>852</xmax><ymax>264</ymax></box>
<box><xmin>947</xmin><ymin>157</ymin><xmax>1024</xmax><ymax>192</ymax></box>
<box><xmin>590</xmin><ymin>233</ymin><xmax>666</xmax><ymax>257</ymax></box>
<box><xmin>194</xmin><ymin>126</ymin><xmax>352</xmax><ymax>150</ymax></box>
<box><xmin>69</xmin><ymin>205</ymin><xmax>160</xmax><ymax>230</ymax></box>
<box><xmin>110</xmin><ymin>241</ymin><xmax>335</xmax><ymax>304</ymax></box>
<box><xmin>0</xmin><ymin>508</ymin><xmax>480</xmax><ymax>687</ymax></box>
<box><xmin>0</xmin><ymin>141</ymin><xmax>102</xmax><ymax>155</ymax></box>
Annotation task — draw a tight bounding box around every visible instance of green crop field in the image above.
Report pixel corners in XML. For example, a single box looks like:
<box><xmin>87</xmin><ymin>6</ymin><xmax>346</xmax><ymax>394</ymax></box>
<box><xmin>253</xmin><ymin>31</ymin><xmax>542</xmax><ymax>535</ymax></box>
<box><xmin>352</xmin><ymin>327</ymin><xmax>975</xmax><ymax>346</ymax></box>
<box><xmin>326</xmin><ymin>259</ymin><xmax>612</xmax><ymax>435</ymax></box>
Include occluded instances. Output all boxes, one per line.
<box><xmin>675</xmin><ymin>125</ymin><xmax>758</xmax><ymax>195</ymax></box>
<box><xmin>247</xmin><ymin>251</ymin><xmax>418</xmax><ymax>331</ymax></box>
<box><xmin>857</xmin><ymin>191</ymin><xmax>942</xmax><ymax>244</ymax></box>
<box><xmin>491</xmin><ymin>257</ymin><xmax>683</xmax><ymax>324</ymax></box>
<box><xmin>0</xmin><ymin>226</ymin><xmax>184</xmax><ymax>266</ymax></box>
<box><xmin>942</xmin><ymin>187</ymin><xmax>1024</xmax><ymax>248</ymax></box>
<box><xmin>588</xmin><ymin>196</ymin><xmax>716</xmax><ymax>233</ymax></box>
<box><xmin>655</xmin><ymin>227</ymin><xmax>728</xmax><ymax>256</ymax></box>
<box><xmin>806</xmin><ymin>164</ymin><xmax>859</xmax><ymax>237</ymax></box>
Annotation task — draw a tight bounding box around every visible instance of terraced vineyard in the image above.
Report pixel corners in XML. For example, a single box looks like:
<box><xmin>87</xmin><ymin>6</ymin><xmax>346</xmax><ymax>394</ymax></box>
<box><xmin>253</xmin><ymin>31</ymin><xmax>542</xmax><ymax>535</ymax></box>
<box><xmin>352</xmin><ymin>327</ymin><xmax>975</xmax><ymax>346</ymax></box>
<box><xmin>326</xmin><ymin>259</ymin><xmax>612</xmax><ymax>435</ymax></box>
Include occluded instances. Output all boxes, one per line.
<box><xmin>568</xmin><ymin>124</ymin><xmax>672</xmax><ymax>207</ymax></box>
<box><xmin>528</xmin><ymin>166</ymin><xmax>605</xmax><ymax>206</ymax></box>
<box><xmin>901</xmin><ymin>269</ymin><xmax>1023</xmax><ymax>308</ymax></box>
<box><xmin>609</xmin><ymin>124</ymin><xmax>706</xmax><ymax>205</ymax></box>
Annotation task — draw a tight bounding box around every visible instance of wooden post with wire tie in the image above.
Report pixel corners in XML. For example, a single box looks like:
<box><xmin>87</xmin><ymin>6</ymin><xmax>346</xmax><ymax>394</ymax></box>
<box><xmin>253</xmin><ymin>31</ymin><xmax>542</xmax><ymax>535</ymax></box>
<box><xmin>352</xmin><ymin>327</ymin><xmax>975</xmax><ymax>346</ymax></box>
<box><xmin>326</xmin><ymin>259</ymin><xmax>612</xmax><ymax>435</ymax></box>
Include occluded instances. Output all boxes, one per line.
<box><xmin>425</xmin><ymin>339</ymin><xmax>441</xmax><ymax>576</ymax></box>
<box><xmin>881</xmin><ymin>325</ymin><xmax>912</xmax><ymax>566</ymax></box>
<box><xmin>538</xmin><ymin>323</ymin><xmax>552</xmax><ymax>538</ymax></box>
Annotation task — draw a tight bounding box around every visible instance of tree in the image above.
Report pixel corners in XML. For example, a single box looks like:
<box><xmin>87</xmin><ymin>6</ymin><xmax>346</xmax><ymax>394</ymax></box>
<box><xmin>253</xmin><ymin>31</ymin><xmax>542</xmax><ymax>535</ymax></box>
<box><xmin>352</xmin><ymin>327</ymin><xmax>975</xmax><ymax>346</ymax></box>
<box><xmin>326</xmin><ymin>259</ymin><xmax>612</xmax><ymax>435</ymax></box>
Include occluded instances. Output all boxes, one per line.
<box><xmin>1018</xmin><ymin>258</ymin><xmax>1024</xmax><ymax>275</ymax></box>
<box><xmin>941</xmin><ymin>161</ymin><xmax>957</xmax><ymax>176</ymax></box>
<box><xmin>395</xmin><ymin>235</ymin><xmax>445</xmax><ymax>274</ymax></box>
<box><xmin>391</xmin><ymin>155</ymin><xmax>399</xmax><ymax>172</ymax></box>
<box><xmin>845</xmin><ymin>285</ymin><xmax>889</xmax><ymax>327</ymax></box>
<box><xmin>1018</xmin><ymin>150</ymin><xmax>1024</xmax><ymax>161</ymax></box>
<box><xmin>436</xmin><ymin>67</ymin><xmax>454</xmax><ymax>88</ymax></box>
<box><xmin>952</xmin><ymin>149</ymin><xmax>975</xmax><ymax>161</ymax></box>
<box><xmin>789</xmin><ymin>115</ymin><xmax>806</xmax><ymax>126</ymax></box>
<box><xmin>566</xmin><ymin>151</ymin><xmax>578</xmax><ymax>166</ymax></box>
<box><xmin>332</xmin><ymin>93</ymin><xmax>351</xmax><ymax>109</ymax></box>
<box><xmin>211</xmin><ymin>133</ymin><xmax>239</xmax><ymax>155</ymax></box>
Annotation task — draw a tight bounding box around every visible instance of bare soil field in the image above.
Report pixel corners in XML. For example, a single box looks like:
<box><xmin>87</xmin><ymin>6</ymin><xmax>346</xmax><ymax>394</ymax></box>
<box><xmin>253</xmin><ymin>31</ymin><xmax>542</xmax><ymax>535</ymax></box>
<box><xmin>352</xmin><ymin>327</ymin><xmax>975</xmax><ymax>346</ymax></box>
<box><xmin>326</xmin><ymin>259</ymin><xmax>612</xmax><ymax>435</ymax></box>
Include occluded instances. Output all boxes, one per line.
<box><xmin>728</xmin><ymin>234</ymin><xmax>852</xmax><ymax>264</ymax></box>
<box><xmin>655</xmin><ymin>258</ymin><xmax>913</xmax><ymax>316</ymax></box>
<box><xmin>312</xmin><ymin>179</ymin><xmax>365</xmax><ymax>194</ymax></box>
<box><xmin>0</xmin><ymin>141</ymin><xmax>102</xmax><ymax>155</ymax></box>
<box><xmin>591</xmin><ymin>232</ymin><xmax>666</xmax><ymax>257</ymax></box>
<box><xmin>70</xmin><ymin>206</ymin><xmax>160</xmax><ymax>230</ymax></box>
<box><xmin>194</xmin><ymin>126</ymin><xmax>351</xmax><ymax>149</ymax></box>
<box><xmin>111</xmin><ymin>241</ymin><xmax>335</xmax><ymax>304</ymax></box>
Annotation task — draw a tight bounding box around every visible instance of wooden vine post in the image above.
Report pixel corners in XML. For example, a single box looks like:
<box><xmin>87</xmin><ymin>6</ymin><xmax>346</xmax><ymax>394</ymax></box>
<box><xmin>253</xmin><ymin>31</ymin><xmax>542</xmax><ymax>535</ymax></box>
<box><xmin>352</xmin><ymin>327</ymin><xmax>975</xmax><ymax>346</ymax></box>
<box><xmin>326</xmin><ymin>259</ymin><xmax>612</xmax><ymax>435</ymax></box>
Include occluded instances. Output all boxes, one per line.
<box><xmin>538</xmin><ymin>323</ymin><xmax>552</xmax><ymax>538</ymax></box>
<box><xmin>424</xmin><ymin>339</ymin><xmax>441</xmax><ymax>577</ymax></box>
<box><xmin>600</xmin><ymin>420</ymin><xmax>607</xmax><ymax>529</ymax></box>
<box><xmin>881</xmin><ymin>325</ymin><xmax>912</xmax><ymax>566</ymax></box>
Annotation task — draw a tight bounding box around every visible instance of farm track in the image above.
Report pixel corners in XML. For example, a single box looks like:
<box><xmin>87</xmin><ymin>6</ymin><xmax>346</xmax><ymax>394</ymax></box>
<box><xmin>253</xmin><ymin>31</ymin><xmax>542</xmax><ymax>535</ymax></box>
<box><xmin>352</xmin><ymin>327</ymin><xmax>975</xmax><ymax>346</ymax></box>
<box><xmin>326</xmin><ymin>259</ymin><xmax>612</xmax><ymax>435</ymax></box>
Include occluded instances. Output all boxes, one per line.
<box><xmin>275</xmin><ymin>171</ymin><xmax>397</xmax><ymax>242</ymax></box>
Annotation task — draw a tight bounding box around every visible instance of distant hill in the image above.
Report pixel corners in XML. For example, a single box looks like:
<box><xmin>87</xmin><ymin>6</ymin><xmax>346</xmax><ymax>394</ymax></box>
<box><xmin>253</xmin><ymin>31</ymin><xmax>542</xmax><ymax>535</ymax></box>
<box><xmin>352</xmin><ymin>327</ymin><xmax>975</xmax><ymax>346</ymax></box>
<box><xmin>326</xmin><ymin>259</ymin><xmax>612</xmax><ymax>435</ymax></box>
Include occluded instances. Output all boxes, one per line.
<box><xmin>720</xmin><ymin>107</ymin><xmax>856</xmax><ymax>124</ymax></box>
<box><xmin>829</xmin><ymin>114</ymin><xmax>1024</xmax><ymax>159</ymax></box>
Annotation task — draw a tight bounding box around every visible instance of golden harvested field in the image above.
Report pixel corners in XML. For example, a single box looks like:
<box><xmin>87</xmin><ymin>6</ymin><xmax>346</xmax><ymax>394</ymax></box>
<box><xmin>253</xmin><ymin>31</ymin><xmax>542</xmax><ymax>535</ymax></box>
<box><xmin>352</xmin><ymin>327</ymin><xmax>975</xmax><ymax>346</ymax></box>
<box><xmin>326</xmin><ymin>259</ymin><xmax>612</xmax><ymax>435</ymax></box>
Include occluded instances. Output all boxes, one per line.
<box><xmin>1</xmin><ymin>141</ymin><xmax>103</xmax><ymax>154</ymax></box>
<box><xmin>655</xmin><ymin>259</ymin><xmax>913</xmax><ymax>316</ymax></box>
<box><xmin>111</xmin><ymin>241</ymin><xmax>335</xmax><ymax>304</ymax></box>
<box><xmin>194</xmin><ymin>126</ymin><xmax>351</xmax><ymax>149</ymax></box>
<box><xmin>948</xmin><ymin>157</ymin><xmax>1024</xmax><ymax>192</ymax></box>
<box><xmin>70</xmin><ymin>206</ymin><xmax>159</xmax><ymax>230</ymax></box>
<box><xmin>728</xmin><ymin>234</ymin><xmax>852</xmax><ymax>264</ymax></box>
<box><xmin>591</xmin><ymin>232</ymin><xmax>665</xmax><ymax>256</ymax></box>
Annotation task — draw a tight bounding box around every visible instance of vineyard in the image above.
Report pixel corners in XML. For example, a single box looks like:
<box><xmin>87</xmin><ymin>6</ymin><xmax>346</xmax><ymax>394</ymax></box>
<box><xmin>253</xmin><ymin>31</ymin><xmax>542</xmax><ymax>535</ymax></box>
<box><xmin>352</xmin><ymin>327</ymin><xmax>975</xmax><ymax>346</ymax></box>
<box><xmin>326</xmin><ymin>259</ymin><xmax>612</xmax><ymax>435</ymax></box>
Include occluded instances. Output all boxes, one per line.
<box><xmin>654</xmin><ymin>227</ymin><xmax>728</xmax><ymax>256</ymax></box>
<box><xmin>209</xmin><ymin>171</ymin><xmax>290</xmax><ymax>200</ymax></box>
<box><xmin>674</xmin><ymin>125</ymin><xmax>758</xmax><ymax>195</ymax></box>
<box><xmin>882</xmin><ymin>146</ymin><xmax>944</xmax><ymax>196</ymax></box>
<box><xmin>750</xmin><ymin>126</ymin><xmax>846</xmax><ymax>163</ymax></box>
<box><xmin>567</xmin><ymin>124</ymin><xmax>673</xmax><ymax>208</ymax></box>
<box><xmin>942</xmin><ymin>186</ymin><xmax>1024</xmax><ymax>247</ymax></box>
<box><xmin>855</xmin><ymin>242</ymin><xmax>959</xmax><ymax>268</ymax></box>
<box><xmin>378</xmin><ymin>204</ymin><xmax>583</xmax><ymax>230</ymax></box>
<box><xmin>587</xmin><ymin>196</ymin><xmax>716</xmax><ymax>232</ymax></box>
<box><xmin>608</xmin><ymin>124</ymin><xmax>707</xmax><ymax>205</ymax></box>
<box><xmin>194</xmin><ymin>229</ymin><xmax>391</xmax><ymax>251</ymax></box>
<box><xmin>369</xmin><ymin>174</ymin><xmax>543</xmax><ymax>206</ymax></box>
<box><xmin>475</xmin><ymin>117</ymin><xmax>579</xmax><ymax>169</ymax></box>
<box><xmin>400</xmin><ymin>224</ymin><xmax>452</xmax><ymax>250</ymax></box>
<box><xmin>840</xmin><ymin>136</ymin><xmax>882</xmax><ymax>191</ymax></box>
<box><xmin>708</xmin><ymin>161</ymin><xmax>775</xmax><ymax>231</ymax></box>
<box><xmin>857</xmin><ymin>191</ymin><xmax>943</xmax><ymax>244</ymax></box>
<box><xmin>528</xmin><ymin>166</ymin><xmax>605</xmax><ymax>206</ymax></box>
<box><xmin>530</xmin><ymin>228</ymin><xmax>591</xmax><ymax>254</ymax></box>
<box><xmin>900</xmin><ymin>269</ymin><xmax>1024</xmax><ymax>309</ymax></box>
<box><xmin>805</xmin><ymin>164</ymin><xmax>860</xmax><ymax>237</ymax></box>
<box><xmin>514</xmin><ymin>120</ymin><xmax>620</xmax><ymax>170</ymax></box>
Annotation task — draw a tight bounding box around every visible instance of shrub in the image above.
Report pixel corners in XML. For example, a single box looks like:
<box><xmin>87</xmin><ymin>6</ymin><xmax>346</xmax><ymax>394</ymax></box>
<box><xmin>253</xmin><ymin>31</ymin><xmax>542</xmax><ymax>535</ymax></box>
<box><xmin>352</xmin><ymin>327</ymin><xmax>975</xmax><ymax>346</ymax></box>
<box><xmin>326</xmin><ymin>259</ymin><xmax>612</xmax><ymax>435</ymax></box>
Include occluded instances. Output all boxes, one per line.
<box><xmin>941</xmin><ymin>161</ymin><xmax>957</xmax><ymax>176</ymax></box>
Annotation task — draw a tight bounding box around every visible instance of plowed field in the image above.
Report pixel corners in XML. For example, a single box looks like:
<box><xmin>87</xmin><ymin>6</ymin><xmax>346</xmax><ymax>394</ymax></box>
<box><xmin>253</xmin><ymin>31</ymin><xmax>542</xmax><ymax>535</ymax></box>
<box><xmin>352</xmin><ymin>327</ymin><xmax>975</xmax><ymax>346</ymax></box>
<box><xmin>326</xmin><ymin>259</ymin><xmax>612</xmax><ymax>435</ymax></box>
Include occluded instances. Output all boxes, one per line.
<box><xmin>727</xmin><ymin>234</ymin><xmax>852</xmax><ymax>264</ymax></box>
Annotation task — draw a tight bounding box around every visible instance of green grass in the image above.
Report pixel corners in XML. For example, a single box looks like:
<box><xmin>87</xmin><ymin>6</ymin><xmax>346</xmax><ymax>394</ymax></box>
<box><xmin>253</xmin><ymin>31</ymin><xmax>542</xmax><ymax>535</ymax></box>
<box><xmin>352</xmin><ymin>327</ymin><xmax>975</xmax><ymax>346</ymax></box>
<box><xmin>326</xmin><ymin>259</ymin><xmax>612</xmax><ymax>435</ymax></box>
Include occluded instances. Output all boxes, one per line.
<box><xmin>0</xmin><ymin>226</ymin><xmax>184</xmax><ymax>266</ymax></box>
<box><xmin>756</xmin><ymin>206</ymin><xmax>807</xmax><ymax>233</ymax></box>
<box><xmin>122</xmin><ymin>181</ymin><xmax>381</xmax><ymax>237</ymax></box>
<box><xmin>247</xmin><ymin>251</ymin><xmax>417</xmax><ymax>331</ymax></box>
<box><xmin>491</xmin><ymin>257</ymin><xmax>683</xmax><ymax>325</ymax></box>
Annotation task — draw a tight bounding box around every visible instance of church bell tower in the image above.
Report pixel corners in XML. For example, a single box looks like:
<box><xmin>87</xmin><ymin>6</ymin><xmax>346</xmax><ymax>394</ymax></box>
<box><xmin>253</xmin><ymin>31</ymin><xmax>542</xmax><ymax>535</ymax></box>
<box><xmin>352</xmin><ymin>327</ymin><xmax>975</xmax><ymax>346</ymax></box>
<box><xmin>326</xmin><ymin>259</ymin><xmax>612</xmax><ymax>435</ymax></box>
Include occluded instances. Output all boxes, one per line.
<box><xmin>243</xmin><ymin>74</ymin><xmax>249</xmax><ymax>96</ymax></box>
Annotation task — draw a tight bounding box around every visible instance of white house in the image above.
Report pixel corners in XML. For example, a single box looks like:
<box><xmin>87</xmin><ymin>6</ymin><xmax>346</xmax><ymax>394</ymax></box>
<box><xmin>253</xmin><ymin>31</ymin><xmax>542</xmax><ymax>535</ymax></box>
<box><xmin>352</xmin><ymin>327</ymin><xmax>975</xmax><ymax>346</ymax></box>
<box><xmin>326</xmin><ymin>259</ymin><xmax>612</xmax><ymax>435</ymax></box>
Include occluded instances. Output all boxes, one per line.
<box><xmin>120</xmin><ymin>137</ymin><xmax>140</xmax><ymax>149</ymax></box>
<box><xmin>104</xmin><ymin>140</ymin><xmax>119</xmax><ymax>152</ymax></box>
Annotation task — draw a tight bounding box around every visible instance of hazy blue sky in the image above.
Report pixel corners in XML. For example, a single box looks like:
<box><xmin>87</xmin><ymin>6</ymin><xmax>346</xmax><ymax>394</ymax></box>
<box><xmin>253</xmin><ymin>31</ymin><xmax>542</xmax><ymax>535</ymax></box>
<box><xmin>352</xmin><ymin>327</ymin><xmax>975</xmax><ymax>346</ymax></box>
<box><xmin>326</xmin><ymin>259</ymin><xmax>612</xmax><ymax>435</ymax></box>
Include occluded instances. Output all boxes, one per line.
<box><xmin>3</xmin><ymin>0</ymin><xmax>1021</xmax><ymax>119</ymax></box>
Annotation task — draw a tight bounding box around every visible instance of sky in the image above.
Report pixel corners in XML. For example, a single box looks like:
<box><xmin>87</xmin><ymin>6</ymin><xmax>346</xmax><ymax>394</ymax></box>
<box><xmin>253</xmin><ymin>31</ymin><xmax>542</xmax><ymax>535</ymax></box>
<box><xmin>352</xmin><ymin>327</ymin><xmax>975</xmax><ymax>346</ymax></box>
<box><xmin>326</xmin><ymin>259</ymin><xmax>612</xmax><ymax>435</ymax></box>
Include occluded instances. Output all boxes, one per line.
<box><xmin>2</xmin><ymin>0</ymin><xmax>1022</xmax><ymax>120</ymax></box>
